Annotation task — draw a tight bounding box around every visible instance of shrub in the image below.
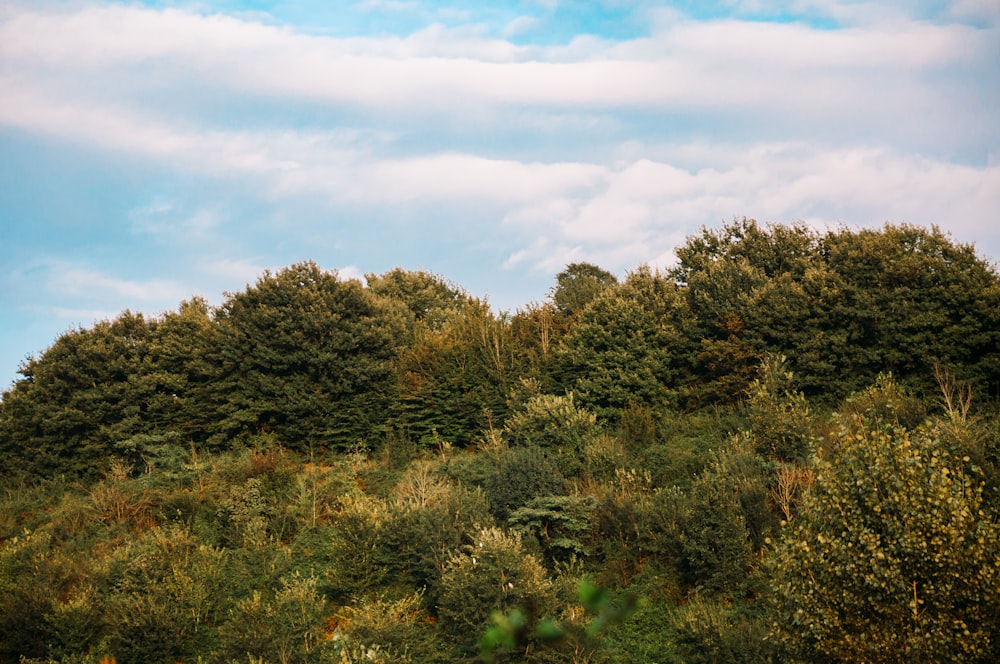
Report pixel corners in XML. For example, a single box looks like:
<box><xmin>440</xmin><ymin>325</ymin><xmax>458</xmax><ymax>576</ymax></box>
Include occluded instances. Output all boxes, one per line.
<box><xmin>438</xmin><ymin>527</ymin><xmax>555</xmax><ymax>654</ymax></box>
<box><xmin>767</xmin><ymin>402</ymin><xmax>1000</xmax><ymax>662</ymax></box>
<box><xmin>485</xmin><ymin>447</ymin><xmax>567</xmax><ymax>521</ymax></box>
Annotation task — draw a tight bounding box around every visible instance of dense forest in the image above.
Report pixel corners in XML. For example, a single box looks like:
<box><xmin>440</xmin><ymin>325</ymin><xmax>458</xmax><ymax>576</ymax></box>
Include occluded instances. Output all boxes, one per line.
<box><xmin>1</xmin><ymin>219</ymin><xmax>998</xmax><ymax>663</ymax></box>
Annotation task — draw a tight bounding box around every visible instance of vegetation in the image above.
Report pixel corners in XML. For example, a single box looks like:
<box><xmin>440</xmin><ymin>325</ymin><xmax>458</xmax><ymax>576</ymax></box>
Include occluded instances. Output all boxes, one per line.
<box><xmin>0</xmin><ymin>220</ymin><xmax>998</xmax><ymax>662</ymax></box>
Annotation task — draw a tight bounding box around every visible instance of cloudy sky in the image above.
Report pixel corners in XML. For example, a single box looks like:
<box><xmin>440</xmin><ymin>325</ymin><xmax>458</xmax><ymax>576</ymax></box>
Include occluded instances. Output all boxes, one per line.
<box><xmin>1</xmin><ymin>0</ymin><xmax>998</xmax><ymax>389</ymax></box>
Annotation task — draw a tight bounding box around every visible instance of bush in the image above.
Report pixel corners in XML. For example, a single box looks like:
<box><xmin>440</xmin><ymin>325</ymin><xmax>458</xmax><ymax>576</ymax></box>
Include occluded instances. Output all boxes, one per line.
<box><xmin>672</xmin><ymin>596</ymin><xmax>774</xmax><ymax>664</ymax></box>
<box><xmin>746</xmin><ymin>354</ymin><xmax>814</xmax><ymax>462</ymax></box>
<box><xmin>383</xmin><ymin>477</ymin><xmax>494</xmax><ymax>604</ymax></box>
<box><xmin>485</xmin><ymin>447</ymin><xmax>567</xmax><ymax>521</ymax></box>
<box><xmin>438</xmin><ymin>527</ymin><xmax>555</xmax><ymax>654</ymax></box>
<box><xmin>767</xmin><ymin>398</ymin><xmax>1000</xmax><ymax>662</ymax></box>
<box><xmin>505</xmin><ymin>393</ymin><xmax>599</xmax><ymax>475</ymax></box>
<box><xmin>326</xmin><ymin>495</ymin><xmax>391</xmax><ymax>600</ymax></box>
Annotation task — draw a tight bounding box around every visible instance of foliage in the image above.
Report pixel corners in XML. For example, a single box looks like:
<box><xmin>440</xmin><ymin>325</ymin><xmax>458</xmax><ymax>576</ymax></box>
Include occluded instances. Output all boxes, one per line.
<box><xmin>365</xmin><ymin>267</ymin><xmax>472</xmax><ymax>330</ymax></box>
<box><xmin>677</xmin><ymin>463</ymin><xmax>755</xmax><ymax>595</ymax></box>
<box><xmin>439</xmin><ymin>527</ymin><xmax>555</xmax><ymax>654</ymax></box>
<box><xmin>478</xmin><ymin>577</ymin><xmax>639</xmax><ymax>663</ymax></box>
<box><xmin>669</xmin><ymin>219</ymin><xmax>1000</xmax><ymax>401</ymax></box>
<box><xmin>485</xmin><ymin>446</ymin><xmax>567</xmax><ymax>521</ymax></box>
<box><xmin>671</xmin><ymin>596</ymin><xmax>774</xmax><ymax>664</ymax></box>
<box><xmin>216</xmin><ymin>572</ymin><xmax>328</xmax><ymax>663</ymax></box>
<box><xmin>0</xmin><ymin>312</ymin><xmax>154</xmax><ymax>478</ymax></box>
<box><xmin>556</xmin><ymin>266</ymin><xmax>688</xmax><ymax>419</ymax></box>
<box><xmin>383</xmin><ymin>473</ymin><xmax>495</xmax><ymax>603</ymax></box>
<box><xmin>210</xmin><ymin>261</ymin><xmax>401</xmax><ymax>450</ymax></box>
<box><xmin>746</xmin><ymin>354</ymin><xmax>814</xmax><ymax>462</ymax></box>
<box><xmin>507</xmin><ymin>495</ymin><xmax>597</xmax><ymax>565</ymax></box>
<box><xmin>504</xmin><ymin>392</ymin><xmax>599</xmax><ymax>476</ymax></box>
<box><xmin>392</xmin><ymin>300</ymin><xmax>515</xmax><ymax>446</ymax></box>
<box><xmin>326</xmin><ymin>494</ymin><xmax>391</xmax><ymax>600</ymax></box>
<box><xmin>767</xmin><ymin>394</ymin><xmax>1000</xmax><ymax>662</ymax></box>
<box><xmin>550</xmin><ymin>262</ymin><xmax>619</xmax><ymax>318</ymax></box>
<box><xmin>0</xmin><ymin>221</ymin><xmax>998</xmax><ymax>662</ymax></box>
<box><xmin>330</xmin><ymin>591</ymin><xmax>434</xmax><ymax>663</ymax></box>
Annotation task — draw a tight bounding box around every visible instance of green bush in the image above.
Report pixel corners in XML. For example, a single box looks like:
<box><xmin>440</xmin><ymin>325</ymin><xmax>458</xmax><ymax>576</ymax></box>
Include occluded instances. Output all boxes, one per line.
<box><xmin>508</xmin><ymin>495</ymin><xmax>597</xmax><ymax>566</ymax></box>
<box><xmin>746</xmin><ymin>354</ymin><xmax>814</xmax><ymax>462</ymax></box>
<box><xmin>485</xmin><ymin>447</ymin><xmax>567</xmax><ymax>521</ymax></box>
<box><xmin>677</xmin><ymin>471</ymin><xmax>753</xmax><ymax>595</ymax></box>
<box><xmin>326</xmin><ymin>494</ymin><xmax>391</xmax><ymax>600</ymax></box>
<box><xmin>767</xmin><ymin>400</ymin><xmax>1000</xmax><ymax>662</ymax></box>
<box><xmin>504</xmin><ymin>393</ymin><xmax>598</xmax><ymax>476</ymax></box>
<box><xmin>438</xmin><ymin>527</ymin><xmax>555</xmax><ymax>654</ymax></box>
<box><xmin>383</xmin><ymin>473</ymin><xmax>494</xmax><ymax>604</ymax></box>
<box><xmin>672</xmin><ymin>596</ymin><xmax>774</xmax><ymax>664</ymax></box>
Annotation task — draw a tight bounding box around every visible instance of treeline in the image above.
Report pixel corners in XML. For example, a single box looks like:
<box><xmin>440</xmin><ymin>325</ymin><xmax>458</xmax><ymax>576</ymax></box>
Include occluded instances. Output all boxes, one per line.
<box><xmin>0</xmin><ymin>219</ymin><xmax>999</xmax><ymax>662</ymax></box>
<box><xmin>3</xmin><ymin>220</ymin><xmax>998</xmax><ymax>478</ymax></box>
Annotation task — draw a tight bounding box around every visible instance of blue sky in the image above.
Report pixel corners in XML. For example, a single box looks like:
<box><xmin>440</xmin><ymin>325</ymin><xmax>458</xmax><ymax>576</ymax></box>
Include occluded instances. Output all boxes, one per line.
<box><xmin>1</xmin><ymin>0</ymin><xmax>999</xmax><ymax>389</ymax></box>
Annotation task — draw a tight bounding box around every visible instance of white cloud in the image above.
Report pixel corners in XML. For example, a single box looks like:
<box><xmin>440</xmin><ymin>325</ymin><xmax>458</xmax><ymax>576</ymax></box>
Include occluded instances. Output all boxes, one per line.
<box><xmin>1</xmin><ymin>2</ymin><xmax>997</xmax><ymax>288</ymax></box>
<box><xmin>2</xmin><ymin>4</ymin><xmax>993</xmax><ymax>118</ymax></box>
<box><xmin>502</xmin><ymin>15</ymin><xmax>540</xmax><ymax>37</ymax></box>
<box><xmin>336</xmin><ymin>265</ymin><xmax>366</xmax><ymax>282</ymax></box>
<box><xmin>35</xmin><ymin>261</ymin><xmax>189</xmax><ymax>307</ymax></box>
<box><xmin>498</xmin><ymin>143</ymin><xmax>1000</xmax><ymax>273</ymax></box>
<box><xmin>130</xmin><ymin>200</ymin><xmax>224</xmax><ymax>241</ymax></box>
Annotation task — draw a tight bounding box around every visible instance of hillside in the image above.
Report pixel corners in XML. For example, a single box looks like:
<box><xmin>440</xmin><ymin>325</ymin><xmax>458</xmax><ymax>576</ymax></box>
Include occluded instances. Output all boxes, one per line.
<box><xmin>1</xmin><ymin>219</ymin><xmax>999</xmax><ymax>663</ymax></box>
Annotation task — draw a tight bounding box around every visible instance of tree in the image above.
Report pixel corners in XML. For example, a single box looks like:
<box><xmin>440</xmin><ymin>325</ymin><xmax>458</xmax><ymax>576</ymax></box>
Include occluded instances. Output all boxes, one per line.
<box><xmin>820</xmin><ymin>223</ymin><xmax>1000</xmax><ymax>397</ymax></box>
<box><xmin>550</xmin><ymin>262</ymin><xmax>619</xmax><ymax>318</ymax></box>
<box><xmin>392</xmin><ymin>300</ymin><xmax>514</xmax><ymax>446</ymax></box>
<box><xmin>209</xmin><ymin>262</ymin><xmax>400</xmax><ymax>450</ymax></box>
<box><xmin>141</xmin><ymin>297</ymin><xmax>221</xmax><ymax>445</ymax></box>
<box><xmin>555</xmin><ymin>266</ymin><xmax>689</xmax><ymax>419</ymax></box>
<box><xmin>503</xmin><ymin>392</ymin><xmax>598</xmax><ymax>476</ymax></box>
<box><xmin>485</xmin><ymin>446</ymin><xmax>567</xmax><ymax>521</ymax></box>
<box><xmin>746</xmin><ymin>354</ymin><xmax>814</xmax><ymax>462</ymax></box>
<box><xmin>767</xmin><ymin>381</ymin><xmax>1000</xmax><ymax>662</ymax></box>
<box><xmin>0</xmin><ymin>311</ymin><xmax>155</xmax><ymax>478</ymax></box>
<box><xmin>669</xmin><ymin>219</ymin><xmax>1000</xmax><ymax>402</ymax></box>
<box><xmin>365</xmin><ymin>267</ymin><xmax>471</xmax><ymax>331</ymax></box>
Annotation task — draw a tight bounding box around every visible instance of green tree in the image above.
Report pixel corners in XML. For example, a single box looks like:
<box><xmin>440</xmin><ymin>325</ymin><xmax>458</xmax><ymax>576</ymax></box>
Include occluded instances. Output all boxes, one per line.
<box><xmin>366</xmin><ymin>267</ymin><xmax>472</xmax><ymax>331</ymax></box>
<box><xmin>669</xmin><ymin>219</ymin><xmax>1000</xmax><ymax>402</ymax></box>
<box><xmin>392</xmin><ymin>300</ymin><xmax>514</xmax><ymax>446</ymax></box>
<box><xmin>509</xmin><ymin>302</ymin><xmax>566</xmax><ymax>392</ymax></box>
<box><xmin>550</xmin><ymin>262</ymin><xmax>619</xmax><ymax>318</ymax></box>
<box><xmin>383</xmin><ymin>470</ymin><xmax>495</xmax><ymax>606</ymax></box>
<box><xmin>556</xmin><ymin>266</ymin><xmax>689</xmax><ymax>420</ymax></box>
<box><xmin>485</xmin><ymin>446</ymin><xmax>567</xmax><ymax>521</ymax></box>
<box><xmin>141</xmin><ymin>297</ymin><xmax>221</xmax><ymax>446</ymax></box>
<box><xmin>820</xmin><ymin>223</ymin><xmax>1000</xmax><ymax>397</ymax></box>
<box><xmin>504</xmin><ymin>392</ymin><xmax>598</xmax><ymax>476</ymax></box>
<box><xmin>746</xmin><ymin>354</ymin><xmax>814</xmax><ymax>462</ymax></box>
<box><xmin>0</xmin><ymin>311</ymin><xmax>154</xmax><ymax>478</ymax></box>
<box><xmin>768</xmin><ymin>386</ymin><xmax>1000</xmax><ymax>662</ymax></box>
<box><xmin>209</xmin><ymin>261</ymin><xmax>400</xmax><ymax>450</ymax></box>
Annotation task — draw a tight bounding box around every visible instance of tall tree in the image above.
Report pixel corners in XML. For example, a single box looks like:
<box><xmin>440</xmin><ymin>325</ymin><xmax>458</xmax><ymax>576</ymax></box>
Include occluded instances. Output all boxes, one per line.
<box><xmin>551</xmin><ymin>262</ymin><xmax>619</xmax><ymax>318</ymax></box>
<box><xmin>141</xmin><ymin>297</ymin><xmax>221</xmax><ymax>444</ymax></box>
<box><xmin>365</xmin><ymin>267</ymin><xmax>471</xmax><ymax>331</ymax></box>
<box><xmin>669</xmin><ymin>219</ymin><xmax>1000</xmax><ymax>401</ymax></box>
<box><xmin>821</xmin><ymin>223</ymin><xmax>1000</xmax><ymax>397</ymax></box>
<box><xmin>208</xmin><ymin>261</ymin><xmax>400</xmax><ymax>450</ymax></box>
<box><xmin>392</xmin><ymin>300</ymin><xmax>514</xmax><ymax>446</ymax></box>
<box><xmin>0</xmin><ymin>312</ymin><xmax>154</xmax><ymax>477</ymax></box>
<box><xmin>556</xmin><ymin>266</ymin><xmax>689</xmax><ymax>420</ymax></box>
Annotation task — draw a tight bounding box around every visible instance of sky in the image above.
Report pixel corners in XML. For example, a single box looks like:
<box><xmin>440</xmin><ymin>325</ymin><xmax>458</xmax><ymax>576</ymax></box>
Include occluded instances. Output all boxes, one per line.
<box><xmin>1</xmin><ymin>0</ymin><xmax>998</xmax><ymax>390</ymax></box>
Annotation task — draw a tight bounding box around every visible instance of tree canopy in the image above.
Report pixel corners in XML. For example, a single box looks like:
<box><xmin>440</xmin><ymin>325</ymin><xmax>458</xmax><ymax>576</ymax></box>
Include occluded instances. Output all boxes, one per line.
<box><xmin>1</xmin><ymin>221</ymin><xmax>998</xmax><ymax>662</ymax></box>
